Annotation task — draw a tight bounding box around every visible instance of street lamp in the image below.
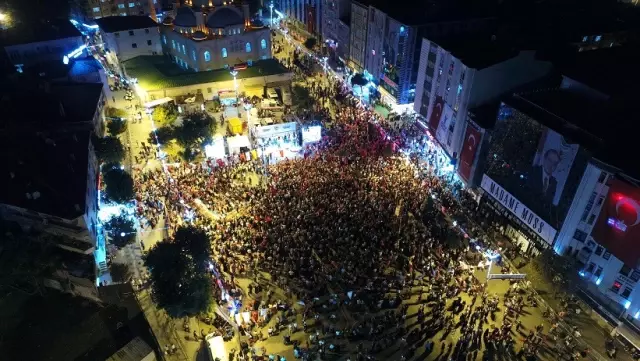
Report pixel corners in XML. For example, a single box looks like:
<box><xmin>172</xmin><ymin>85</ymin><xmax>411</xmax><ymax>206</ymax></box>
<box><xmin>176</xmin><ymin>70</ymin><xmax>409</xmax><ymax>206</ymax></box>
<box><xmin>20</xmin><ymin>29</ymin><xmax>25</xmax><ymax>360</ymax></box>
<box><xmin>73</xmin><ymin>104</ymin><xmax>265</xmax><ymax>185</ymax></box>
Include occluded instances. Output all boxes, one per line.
<box><xmin>230</xmin><ymin>70</ymin><xmax>240</xmax><ymax>116</ymax></box>
<box><xmin>269</xmin><ymin>2</ymin><xmax>274</xmax><ymax>27</ymax></box>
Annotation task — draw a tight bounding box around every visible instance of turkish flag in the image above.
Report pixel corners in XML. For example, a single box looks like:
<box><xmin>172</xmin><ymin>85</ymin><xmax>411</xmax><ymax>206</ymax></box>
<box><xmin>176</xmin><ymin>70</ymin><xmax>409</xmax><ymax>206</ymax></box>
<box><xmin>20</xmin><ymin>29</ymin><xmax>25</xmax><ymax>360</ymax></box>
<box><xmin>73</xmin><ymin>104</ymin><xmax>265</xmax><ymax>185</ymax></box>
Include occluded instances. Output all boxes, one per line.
<box><xmin>591</xmin><ymin>178</ymin><xmax>640</xmax><ymax>267</ymax></box>
<box><xmin>428</xmin><ymin>96</ymin><xmax>445</xmax><ymax>133</ymax></box>
<box><xmin>458</xmin><ymin>125</ymin><xmax>482</xmax><ymax>182</ymax></box>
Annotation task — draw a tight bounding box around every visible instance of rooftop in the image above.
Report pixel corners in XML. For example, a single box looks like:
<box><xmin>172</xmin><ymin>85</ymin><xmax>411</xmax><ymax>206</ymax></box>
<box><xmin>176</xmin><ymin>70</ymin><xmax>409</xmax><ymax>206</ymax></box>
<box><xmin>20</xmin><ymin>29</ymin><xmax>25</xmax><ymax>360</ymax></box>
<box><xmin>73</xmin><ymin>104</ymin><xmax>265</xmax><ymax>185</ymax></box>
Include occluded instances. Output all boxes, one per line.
<box><xmin>506</xmin><ymin>89</ymin><xmax>639</xmax><ymax>180</ymax></box>
<box><xmin>432</xmin><ymin>32</ymin><xmax>518</xmax><ymax>69</ymax></box>
<box><xmin>95</xmin><ymin>16</ymin><xmax>159</xmax><ymax>33</ymax></box>
<box><xmin>123</xmin><ymin>56</ymin><xmax>291</xmax><ymax>91</ymax></box>
<box><xmin>0</xmin><ymin>130</ymin><xmax>92</xmax><ymax>219</ymax></box>
<box><xmin>366</xmin><ymin>0</ymin><xmax>499</xmax><ymax>26</ymax></box>
<box><xmin>0</xmin><ymin>19</ymin><xmax>82</xmax><ymax>46</ymax></box>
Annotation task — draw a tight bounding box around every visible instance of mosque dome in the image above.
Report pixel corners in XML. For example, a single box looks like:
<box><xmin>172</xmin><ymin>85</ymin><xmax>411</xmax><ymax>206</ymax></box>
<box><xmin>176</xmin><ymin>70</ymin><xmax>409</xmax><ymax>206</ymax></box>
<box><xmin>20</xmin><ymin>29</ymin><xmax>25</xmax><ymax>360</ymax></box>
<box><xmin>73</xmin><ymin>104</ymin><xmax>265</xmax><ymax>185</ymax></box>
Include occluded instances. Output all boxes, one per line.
<box><xmin>206</xmin><ymin>7</ymin><xmax>243</xmax><ymax>28</ymax></box>
<box><xmin>173</xmin><ymin>7</ymin><xmax>197</xmax><ymax>27</ymax></box>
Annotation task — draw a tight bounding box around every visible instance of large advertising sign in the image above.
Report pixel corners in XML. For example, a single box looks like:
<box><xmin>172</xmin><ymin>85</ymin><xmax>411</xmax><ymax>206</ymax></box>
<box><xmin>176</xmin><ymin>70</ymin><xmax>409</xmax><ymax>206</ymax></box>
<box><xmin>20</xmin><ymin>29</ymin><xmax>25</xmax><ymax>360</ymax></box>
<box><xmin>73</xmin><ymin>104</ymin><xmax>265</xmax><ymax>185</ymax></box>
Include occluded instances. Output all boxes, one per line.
<box><xmin>458</xmin><ymin>123</ymin><xmax>482</xmax><ymax>182</ymax></box>
<box><xmin>484</xmin><ymin>104</ymin><xmax>586</xmax><ymax>230</ymax></box>
<box><xmin>435</xmin><ymin>103</ymin><xmax>455</xmax><ymax>155</ymax></box>
<box><xmin>591</xmin><ymin>179</ymin><xmax>640</xmax><ymax>267</ymax></box>
<box><xmin>253</xmin><ymin>122</ymin><xmax>297</xmax><ymax>139</ymax></box>
<box><xmin>428</xmin><ymin>96</ymin><xmax>444</xmax><ymax>133</ymax></box>
<box><xmin>302</xmin><ymin>125</ymin><xmax>322</xmax><ymax>144</ymax></box>
<box><xmin>531</xmin><ymin>128</ymin><xmax>579</xmax><ymax>206</ymax></box>
<box><xmin>481</xmin><ymin>175</ymin><xmax>557</xmax><ymax>245</ymax></box>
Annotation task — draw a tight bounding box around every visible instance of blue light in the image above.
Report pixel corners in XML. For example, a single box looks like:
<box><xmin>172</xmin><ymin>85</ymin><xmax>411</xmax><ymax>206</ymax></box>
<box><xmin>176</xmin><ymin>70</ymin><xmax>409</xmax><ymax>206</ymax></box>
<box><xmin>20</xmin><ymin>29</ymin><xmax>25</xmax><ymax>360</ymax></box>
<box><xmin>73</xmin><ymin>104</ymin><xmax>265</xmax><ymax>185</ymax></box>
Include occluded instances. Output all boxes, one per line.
<box><xmin>400</xmin><ymin>26</ymin><xmax>405</xmax><ymax>33</ymax></box>
<box><xmin>625</xmin><ymin>300</ymin><xmax>631</xmax><ymax>309</ymax></box>
<box><xmin>596</xmin><ymin>277</ymin><xmax>602</xmax><ymax>285</ymax></box>
<box><xmin>579</xmin><ymin>271</ymin><xmax>586</xmax><ymax>277</ymax></box>
<box><xmin>62</xmin><ymin>44</ymin><xmax>87</xmax><ymax>63</ymax></box>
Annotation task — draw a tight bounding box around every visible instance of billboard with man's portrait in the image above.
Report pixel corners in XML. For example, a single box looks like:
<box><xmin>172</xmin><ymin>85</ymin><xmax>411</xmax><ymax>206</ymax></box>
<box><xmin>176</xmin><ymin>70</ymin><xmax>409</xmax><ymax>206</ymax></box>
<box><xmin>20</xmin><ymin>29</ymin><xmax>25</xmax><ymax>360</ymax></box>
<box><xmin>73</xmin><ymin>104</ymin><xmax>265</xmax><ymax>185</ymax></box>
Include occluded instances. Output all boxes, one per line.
<box><xmin>484</xmin><ymin>104</ymin><xmax>588</xmax><ymax>230</ymax></box>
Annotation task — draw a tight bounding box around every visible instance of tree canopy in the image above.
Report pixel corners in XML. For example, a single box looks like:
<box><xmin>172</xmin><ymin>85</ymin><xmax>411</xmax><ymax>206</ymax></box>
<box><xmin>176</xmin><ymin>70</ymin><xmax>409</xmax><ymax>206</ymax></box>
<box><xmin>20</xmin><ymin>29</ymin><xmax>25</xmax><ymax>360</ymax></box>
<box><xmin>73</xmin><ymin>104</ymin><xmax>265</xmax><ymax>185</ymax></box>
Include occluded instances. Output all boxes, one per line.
<box><xmin>105</xmin><ymin>107</ymin><xmax>128</xmax><ymax>119</ymax></box>
<box><xmin>104</xmin><ymin>215</ymin><xmax>136</xmax><ymax>248</ymax></box>
<box><xmin>291</xmin><ymin>85</ymin><xmax>313</xmax><ymax>111</ymax></box>
<box><xmin>152</xmin><ymin>104</ymin><xmax>179</xmax><ymax>128</ymax></box>
<box><xmin>110</xmin><ymin>262</ymin><xmax>132</xmax><ymax>283</ymax></box>
<box><xmin>145</xmin><ymin>226</ymin><xmax>212</xmax><ymax>317</ymax></box>
<box><xmin>351</xmin><ymin>73</ymin><xmax>368</xmax><ymax>87</ymax></box>
<box><xmin>174</xmin><ymin>112</ymin><xmax>214</xmax><ymax>148</ymax></box>
<box><xmin>102</xmin><ymin>167</ymin><xmax>134</xmax><ymax>203</ymax></box>
<box><xmin>106</xmin><ymin>118</ymin><xmax>128</xmax><ymax>136</ymax></box>
<box><xmin>304</xmin><ymin>37</ymin><xmax>317</xmax><ymax>50</ymax></box>
<box><xmin>93</xmin><ymin>135</ymin><xmax>125</xmax><ymax>164</ymax></box>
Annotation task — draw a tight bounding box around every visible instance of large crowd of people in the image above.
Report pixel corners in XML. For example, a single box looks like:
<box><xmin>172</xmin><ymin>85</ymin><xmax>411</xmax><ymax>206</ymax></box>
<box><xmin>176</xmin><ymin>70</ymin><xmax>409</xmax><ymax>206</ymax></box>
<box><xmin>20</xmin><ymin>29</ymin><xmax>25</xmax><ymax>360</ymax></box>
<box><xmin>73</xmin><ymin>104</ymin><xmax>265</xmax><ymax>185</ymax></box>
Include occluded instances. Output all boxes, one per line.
<box><xmin>128</xmin><ymin>30</ymin><xmax>586</xmax><ymax>361</ymax></box>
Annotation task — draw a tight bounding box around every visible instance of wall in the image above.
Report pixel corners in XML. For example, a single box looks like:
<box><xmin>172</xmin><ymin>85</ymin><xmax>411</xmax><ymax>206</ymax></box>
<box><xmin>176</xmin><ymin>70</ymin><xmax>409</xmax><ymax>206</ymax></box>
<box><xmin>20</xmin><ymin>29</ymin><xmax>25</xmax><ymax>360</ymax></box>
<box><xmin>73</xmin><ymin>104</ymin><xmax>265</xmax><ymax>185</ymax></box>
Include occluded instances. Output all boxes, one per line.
<box><xmin>348</xmin><ymin>1</ymin><xmax>367</xmax><ymax>71</ymax></box>
<box><xmin>468</xmin><ymin>51</ymin><xmax>552</xmax><ymax>107</ymax></box>
<box><xmin>4</xmin><ymin>36</ymin><xmax>84</xmax><ymax>66</ymax></box>
<box><xmin>336</xmin><ymin>20</ymin><xmax>350</xmax><ymax>61</ymax></box>
<box><xmin>162</xmin><ymin>27</ymin><xmax>271</xmax><ymax>71</ymax></box>
<box><xmin>364</xmin><ymin>7</ymin><xmax>386</xmax><ymax>80</ymax></box>
<box><xmin>104</xmin><ymin>26</ymin><xmax>162</xmax><ymax>62</ymax></box>
<box><xmin>86</xmin><ymin>0</ymin><xmax>158</xmax><ymax>19</ymax></box>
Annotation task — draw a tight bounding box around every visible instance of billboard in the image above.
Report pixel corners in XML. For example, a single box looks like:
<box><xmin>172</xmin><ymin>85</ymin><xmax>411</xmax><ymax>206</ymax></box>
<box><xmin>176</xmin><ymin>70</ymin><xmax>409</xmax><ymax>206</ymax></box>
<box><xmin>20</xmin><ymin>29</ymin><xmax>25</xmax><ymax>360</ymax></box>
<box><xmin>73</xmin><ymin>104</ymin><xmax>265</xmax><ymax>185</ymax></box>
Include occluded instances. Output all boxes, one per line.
<box><xmin>428</xmin><ymin>96</ymin><xmax>444</xmax><ymax>133</ymax></box>
<box><xmin>302</xmin><ymin>125</ymin><xmax>322</xmax><ymax>144</ymax></box>
<box><xmin>435</xmin><ymin>103</ymin><xmax>455</xmax><ymax>155</ymax></box>
<box><xmin>484</xmin><ymin>104</ymin><xmax>586</xmax><ymax>230</ymax></box>
<box><xmin>481</xmin><ymin>175</ymin><xmax>557</xmax><ymax>244</ymax></box>
<box><xmin>591</xmin><ymin>179</ymin><xmax>640</xmax><ymax>267</ymax></box>
<box><xmin>458</xmin><ymin>122</ymin><xmax>482</xmax><ymax>182</ymax></box>
<box><xmin>531</xmin><ymin>128</ymin><xmax>579</xmax><ymax>206</ymax></box>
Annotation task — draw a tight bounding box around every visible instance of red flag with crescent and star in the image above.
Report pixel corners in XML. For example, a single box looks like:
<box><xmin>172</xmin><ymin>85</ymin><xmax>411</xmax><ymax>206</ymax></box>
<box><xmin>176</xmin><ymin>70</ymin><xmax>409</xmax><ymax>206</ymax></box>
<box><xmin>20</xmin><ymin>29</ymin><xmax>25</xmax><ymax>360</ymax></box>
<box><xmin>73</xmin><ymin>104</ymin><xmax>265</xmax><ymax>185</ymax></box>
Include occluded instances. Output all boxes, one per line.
<box><xmin>591</xmin><ymin>178</ymin><xmax>640</xmax><ymax>268</ymax></box>
<box><xmin>458</xmin><ymin>124</ymin><xmax>482</xmax><ymax>182</ymax></box>
<box><xmin>428</xmin><ymin>96</ymin><xmax>445</xmax><ymax>133</ymax></box>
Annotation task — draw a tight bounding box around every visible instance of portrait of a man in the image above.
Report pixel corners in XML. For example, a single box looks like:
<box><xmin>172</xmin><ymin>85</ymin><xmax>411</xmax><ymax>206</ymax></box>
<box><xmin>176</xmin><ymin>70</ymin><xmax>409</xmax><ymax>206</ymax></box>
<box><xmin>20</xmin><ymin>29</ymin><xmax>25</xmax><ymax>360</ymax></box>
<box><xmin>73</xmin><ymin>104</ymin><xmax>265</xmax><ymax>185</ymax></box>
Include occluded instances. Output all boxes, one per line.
<box><xmin>529</xmin><ymin>149</ymin><xmax>561</xmax><ymax>204</ymax></box>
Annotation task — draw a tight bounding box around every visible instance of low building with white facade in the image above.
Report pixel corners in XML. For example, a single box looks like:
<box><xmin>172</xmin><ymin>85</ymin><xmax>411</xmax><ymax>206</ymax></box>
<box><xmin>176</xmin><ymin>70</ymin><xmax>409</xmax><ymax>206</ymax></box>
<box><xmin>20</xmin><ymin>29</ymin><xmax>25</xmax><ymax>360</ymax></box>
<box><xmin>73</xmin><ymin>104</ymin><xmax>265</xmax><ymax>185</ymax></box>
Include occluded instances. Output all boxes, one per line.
<box><xmin>1</xmin><ymin>19</ymin><xmax>84</xmax><ymax>70</ymax></box>
<box><xmin>160</xmin><ymin>2</ymin><xmax>271</xmax><ymax>72</ymax></box>
<box><xmin>414</xmin><ymin>34</ymin><xmax>552</xmax><ymax>173</ymax></box>
<box><xmin>95</xmin><ymin>15</ymin><xmax>162</xmax><ymax>65</ymax></box>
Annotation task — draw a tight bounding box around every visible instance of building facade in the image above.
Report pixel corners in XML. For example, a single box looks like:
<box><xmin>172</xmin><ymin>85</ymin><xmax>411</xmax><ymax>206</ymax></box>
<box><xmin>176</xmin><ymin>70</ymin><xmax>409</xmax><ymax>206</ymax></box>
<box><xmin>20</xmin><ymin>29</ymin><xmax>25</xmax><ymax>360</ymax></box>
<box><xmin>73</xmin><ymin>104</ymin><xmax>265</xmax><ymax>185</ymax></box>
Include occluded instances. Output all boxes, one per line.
<box><xmin>161</xmin><ymin>5</ymin><xmax>271</xmax><ymax>71</ymax></box>
<box><xmin>321</xmin><ymin>0</ymin><xmax>349</xmax><ymax>56</ymax></box>
<box><xmin>83</xmin><ymin>0</ymin><xmax>159</xmax><ymax>20</ymax></box>
<box><xmin>347</xmin><ymin>0</ymin><xmax>367</xmax><ymax>72</ymax></box>
<box><xmin>280</xmin><ymin>0</ymin><xmax>322</xmax><ymax>37</ymax></box>
<box><xmin>414</xmin><ymin>37</ymin><xmax>552</xmax><ymax>172</ymax></box>
<box><xmin>336</xmin><ymin>18</ymin><xmax>350</xmax><ymax>62</ymax></box>
<box><xmin>96</xmin><ymin>16</ymin><xmax>162</xmax><ymax>64</ymax></box>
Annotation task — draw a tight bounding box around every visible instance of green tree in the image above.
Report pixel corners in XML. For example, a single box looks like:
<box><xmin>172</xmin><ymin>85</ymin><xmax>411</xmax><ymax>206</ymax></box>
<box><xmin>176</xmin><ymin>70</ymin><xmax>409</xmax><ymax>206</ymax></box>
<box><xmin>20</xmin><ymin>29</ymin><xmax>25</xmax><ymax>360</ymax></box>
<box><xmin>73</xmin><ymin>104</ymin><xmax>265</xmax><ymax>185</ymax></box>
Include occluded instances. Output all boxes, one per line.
<box><xmin>104</xmin><ymin>215</ymin><xmax>136</xmax><ymax>248</ymax></box>
<box><xmin>174</xmin><ymin>112</ymin><xmax>213</xmax><ymax>148</ymax></box>
<box><xmin>102</xmin><ymin>167</ymin><xmax>134</xmax><ymax>203</ymax></box>
<box><xmin>145</xmin><ymin>226</ymin><xmax>212</xmax><ymax>317</ymax></box>
<box><xmin>351</xmin><ymin>73</ymin><xmax>367</xmax><ymax>87</ymax></box>
<box><xmin>304</xmin><ymin>37</ymin><xmax>317</xmax><ymax>50</ymax></box>
<box><xmin>291</xmin><ymin>85</ymin><xmax>313</xmax><ymax>111</ymax></box>
<box><xmin>107</xmin><ymin>118</ymin><xmax>128</xmax><ymax>136</ymax></box>
<box><xmin>149</xmin><ymin>126</ymin><xmax>175</xmax><ymax>145</ymax></box>
<box><xmin>110</xmin><ymin>262</ymin><xmax>132</xmax><ymax>283</ymax></box>
<box><xmin>93</xmin><ymin>135</ymin><xmax>125</xmax><ymax>164</ymax></box>
<box><xmin>105</xmin><ymin>107</ymin><xmax>128</xmax><ymax>119</ymax></box>
<box><xmin>152</xmin><ymin>104</ymin><xmax>178</xmax><ymax>128</ymax></box>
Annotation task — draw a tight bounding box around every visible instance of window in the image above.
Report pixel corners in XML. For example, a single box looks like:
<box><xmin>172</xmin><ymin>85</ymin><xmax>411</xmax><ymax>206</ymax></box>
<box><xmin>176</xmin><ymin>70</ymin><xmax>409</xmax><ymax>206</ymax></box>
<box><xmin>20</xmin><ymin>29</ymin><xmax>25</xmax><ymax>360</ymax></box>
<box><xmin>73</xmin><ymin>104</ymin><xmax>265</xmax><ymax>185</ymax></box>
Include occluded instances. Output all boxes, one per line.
<box><xmin>204</xmin><ymin>51</ymin><xmax>211</xmax><ymax>62</ymax></box>
<box><xmin>603</xmin><ymin>251</ymin><xmax>611</xmax><ymax>260</ymax></box>
<box><xmin>582</xmin><ymin>192</ymin><xmax>597</xmax><ymax>221</ymax></box>
<box><xmin>147</xmin><ymin>40</ymin><xmax>152</xmax><ymax>46</ymax></box>
<box><xmin>221</xmin><ymin>48</ymin><xmax>227</xmax><ymax>58</ymax></box>
<box><xmin>192</xmin><ymin>50</ymin><xmax>196</xmax><ymax>61</ymax></box>
<box><xmin>129</xmin><ymin>30</ymin><xmax>134</xmax><ymax>36</ymax></box>
<box><xmin>93</xmin><ymin>7</ymin><xmax>100</xmax><ymax>12</ymax></box>
<box><xmin>162</xmin><ymin>35</ymin><xmax>166</xmax><ymax>44</ymax></box>
<box><xmin>118</xmin><ymin>3</ymin><xmax>125</xmax><ymax>8</ymax></box>
<box><xmin>595</xmin><ymin>246</ymin><xmax>604</xmax><ymax>256</ymax></box>
<box><xmin>621</xmin><ymin>287</ymin><xmax>632</xmax><ymax>299</ymax></box>
<box><xmin>598</xmin><ymin>172</ymin><xmax>606</xmax><ymax>183</ymax></box>
<box><xmin>115</xmin><ymin>32</ymin><xmax>120</xmax><ymax>37</ymax></box>
<box><xmin>620</xmin><ymin>265</ymin><xmax>632</xmax><ymax>277</ymax></box>
<box><xmin>245</xmin><ymin>42</ymin><xmax>252</xmax><ymax>52</ymax></box>
<box><xmin>594</xmin><ymin>266</ymin><xmax>603</xmax><ymax>278</ymax></box>
<box><xmin>595</xmin><ymin>35</ymin><xmax>602</xmax><ymax>42</ymax></box>
<box><xmin>596</xmin><ymin>196</ymin><xmax>604</xmax><ymax>206</ymax></box>
<box><xmin>132</xmin><ymin>43</ymin><xmax>137</xmax><ymax>48</ymax></box>
<box><xmin>181</xmin><ymin>44</ymin><xmax>186</xmax><ymax>54</ymax></box>
<box><xmin>586</xmin><ymin>263</ymin><xmax>595</xmax><ymax>273</ymax></box>
<box><xmin>588</xmin><ymin>214</ymin><xmax>596</xmax><ymax>225</ymax></box>
<box><xmin>261</xmin><ymin>38</ymin><xmax>267</xmax><ymax>50</ymax></box>
<box><xmin>631</xmin><ymin>270</ymin><xmax>640</xmax><ymax>282</ymax></box>
<box><xmin>573</xmin><ymin>229</ymin><xmax>588</xmax><ymax>243</ymax></box>
<box><xmin>582</xmin><ymin>36</ymin><xmax>588</xmax><ymax>42</ymax></box>
<box><xmin>171</xmin><ymin>40</ymin><xmax>176</xmax><ymax>49</ymax></box>
<box><xmin>128</xmin><ymin>2</ymin><xmax>135</xmax><ymax>7</ymax></box>
<box><xmin>611</xmin><ymin>281</ymin><xmax>622</xmax><ymax>293</ymax></box>
<box><xmin>207</xmin><ymin>87</ymin><xmax>212</xmax><ymax>93</ymax></box>
<box><xmin>145</xmin><ymin>28</ymin><xmax>150</xmax><ymax>34</ymax></box>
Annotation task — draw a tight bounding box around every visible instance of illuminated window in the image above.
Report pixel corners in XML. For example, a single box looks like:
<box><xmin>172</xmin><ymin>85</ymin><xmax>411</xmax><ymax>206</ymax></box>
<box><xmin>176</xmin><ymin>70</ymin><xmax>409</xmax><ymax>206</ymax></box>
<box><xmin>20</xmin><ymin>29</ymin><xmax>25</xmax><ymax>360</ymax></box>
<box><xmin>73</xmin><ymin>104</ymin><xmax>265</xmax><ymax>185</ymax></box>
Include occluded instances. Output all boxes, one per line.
<box><xmin>162</xmin><ymin>35</ymin><xmax>166</xmax><ymax>44</ymax></box>
<box><xmin>118</xmin><ymin>3</ymin><xmax>125</xmax><ymax>8</ymax></box>
<box><xmin>93</xmin><ymin>7</ymin><xmax>100</xmax><ymax>12</ymax></box>
<box><xmin>245</xmin><ymin>42</ymin><xmax>251</xmax><ymax>52</ymax></box>
<box><xmin>192</xmin><ymin>50</ymin><xmax>196</xmax><ymax>61</ymax></box>
<box><xmin>261</xmin><ymin>39</ymin><xmax>267</xmax><ymax>49</ymax></box>
<box><xmin>595</xmin><ymin>35</ymin><xmax>602</xmax><ymax>42</ymax></box>
<box><xmin>611</xmin><ymin>281</ymin><xmax>622</xmax><ymax>293</ymax></box>
<box><xmin>171</xmin><ymin>40</ymin><xmax>176</xmax><ymax>49</ymax></box>
<box><xmin>204</xmin><ymin>51</ymin><xmax>211</xmax><ymax>62</ymax></box>
<box><xmin>181</xmin><ymin>44</ymin><xmax>186</xmax><ymax>54</ymax></box>
<box><xmin>221</xmin><ymin>48</ymin><xmax>227</xmax><ymax>58</ymax></box>
<box><xmin>129</xmin><ymin>2</ymin><xmax>135</xmax><ymax>7</ymax></box>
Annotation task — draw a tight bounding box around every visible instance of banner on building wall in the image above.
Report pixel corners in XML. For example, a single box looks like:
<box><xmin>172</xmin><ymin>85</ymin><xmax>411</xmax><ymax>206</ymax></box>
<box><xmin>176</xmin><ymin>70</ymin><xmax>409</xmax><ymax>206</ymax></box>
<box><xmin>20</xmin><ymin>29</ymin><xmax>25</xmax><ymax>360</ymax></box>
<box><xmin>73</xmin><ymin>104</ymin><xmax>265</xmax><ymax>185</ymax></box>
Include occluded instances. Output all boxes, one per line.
<box><xmin>435</xmin><ymin>103</ymin><xmax>454</xmax><ymax>155</ymax></box>
<box><xmin>481</xmin><ymin>174</ymin><xmax>557</xmax><ymax>245</ymax></box>
<box><xmin>531</xmin><ymin>128</ymin><xmax>579</xmax><ymax>206</ymax></box>
<box><xmin>428</xmin><ymin>96</ymin><xmax>444</xmax><ymax>133</ymax></box>
<box><xmin>458</xmin><ymin>123</ymin><xmax>482</xmax><ymax>182</ymax></box>
<box><xmin>591</xmin><ymin>178</ymin><xmax>640</xmax><ymax>267</ymax></box>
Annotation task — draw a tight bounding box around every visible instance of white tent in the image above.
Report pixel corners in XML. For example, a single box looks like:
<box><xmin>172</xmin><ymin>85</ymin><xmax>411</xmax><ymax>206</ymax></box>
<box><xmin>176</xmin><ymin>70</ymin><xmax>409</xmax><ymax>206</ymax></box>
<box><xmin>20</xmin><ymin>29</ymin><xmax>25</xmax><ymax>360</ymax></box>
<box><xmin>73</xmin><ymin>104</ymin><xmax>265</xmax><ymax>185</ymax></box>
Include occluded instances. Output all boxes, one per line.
<box><xmin>226</xmin><ymin>135</ymin><xmax>251</xmax><ymax>155</ymax></box>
